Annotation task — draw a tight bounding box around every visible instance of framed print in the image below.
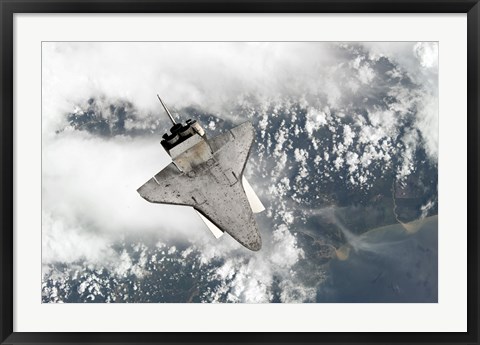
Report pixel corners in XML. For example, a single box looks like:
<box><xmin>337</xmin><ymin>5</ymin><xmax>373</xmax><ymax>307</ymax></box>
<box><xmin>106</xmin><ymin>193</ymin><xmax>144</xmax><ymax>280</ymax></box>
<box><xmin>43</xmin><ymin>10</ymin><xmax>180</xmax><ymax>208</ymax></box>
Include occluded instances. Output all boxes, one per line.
<box><xmin>1</xmin><ymin>1</ymin><xmax>479</xmax><ymax>344</ymax></box>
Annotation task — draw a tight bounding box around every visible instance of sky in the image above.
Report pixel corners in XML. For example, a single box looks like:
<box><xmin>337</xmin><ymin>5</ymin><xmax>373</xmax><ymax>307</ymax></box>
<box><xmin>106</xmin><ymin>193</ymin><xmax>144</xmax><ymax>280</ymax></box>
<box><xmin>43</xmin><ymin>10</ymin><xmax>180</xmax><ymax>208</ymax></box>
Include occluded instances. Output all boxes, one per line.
<box><xmin>42</xmin><ymin>42</ymin><xmax>438</xmax><ymax>303</ymax></box>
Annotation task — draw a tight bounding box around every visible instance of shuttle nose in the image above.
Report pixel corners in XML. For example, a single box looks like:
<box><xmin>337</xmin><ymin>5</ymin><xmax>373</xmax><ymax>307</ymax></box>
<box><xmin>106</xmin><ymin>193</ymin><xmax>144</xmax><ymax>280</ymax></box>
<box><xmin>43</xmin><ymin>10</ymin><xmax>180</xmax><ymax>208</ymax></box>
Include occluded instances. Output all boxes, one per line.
<box><xmin>249</xmin><ymin>240</ymin><xmax>262</xmax><ymax>251</ymax></box>
<box><xmin>244</xmin><ymin>232</ymin><xmax>262</xmax><ymax>251</ymax></box>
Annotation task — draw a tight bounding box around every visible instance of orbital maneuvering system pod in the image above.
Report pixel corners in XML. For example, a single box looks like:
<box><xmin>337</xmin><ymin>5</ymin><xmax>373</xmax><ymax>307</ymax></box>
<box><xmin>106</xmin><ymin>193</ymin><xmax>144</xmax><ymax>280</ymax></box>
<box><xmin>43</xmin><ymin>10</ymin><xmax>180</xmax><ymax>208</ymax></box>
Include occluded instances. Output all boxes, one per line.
<box><xmin>137</xmin><ymin>95</ymin><xmax>265</xmax><ymax>251</ymax></box>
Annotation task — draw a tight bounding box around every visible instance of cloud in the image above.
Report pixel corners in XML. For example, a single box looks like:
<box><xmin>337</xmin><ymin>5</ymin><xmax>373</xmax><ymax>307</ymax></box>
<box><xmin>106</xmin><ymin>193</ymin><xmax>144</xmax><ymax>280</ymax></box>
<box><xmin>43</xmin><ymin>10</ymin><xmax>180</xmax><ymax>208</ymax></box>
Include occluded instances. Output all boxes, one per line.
<box><xmin>42</xmin><ymin>211</ymin><xmax>117</xmax><ymax>265</ymax></box>
<box><xmin>279</xmin><ymin>280</ymin><xmax>316</xmax><ymax>303</ymax></box>
<box><xmin>203</xmin><ymin>222</ymin><xmax>306</xmax><ymax>303</ymax></box>
<box><xmin>361</xmin><ymin>42</ymin><xmax>438</xmax><ymax>160</ymax></box>
<box><xmin>413</xmin><ymin>42</ymin><xmax>439</xmax><ymax>69</ymax></box>
<box><xmin>41</xmin><ymin>132</ymin><xmax>214</xmax><ymax>267</ymax></box>
<box><xmin>42</xmin><ymin>42</ymin><xmax>339</xmax><ymax>132</ymax></box>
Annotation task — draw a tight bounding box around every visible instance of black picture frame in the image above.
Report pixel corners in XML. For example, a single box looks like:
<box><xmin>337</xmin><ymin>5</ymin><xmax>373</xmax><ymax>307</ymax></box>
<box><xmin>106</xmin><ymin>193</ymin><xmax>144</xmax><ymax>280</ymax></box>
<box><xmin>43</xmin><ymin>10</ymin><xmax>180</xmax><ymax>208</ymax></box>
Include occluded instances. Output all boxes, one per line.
<box><xmin>1</xmin><ymin>1</ymin><xmax>479</xmax><ymax>344</ymax></box>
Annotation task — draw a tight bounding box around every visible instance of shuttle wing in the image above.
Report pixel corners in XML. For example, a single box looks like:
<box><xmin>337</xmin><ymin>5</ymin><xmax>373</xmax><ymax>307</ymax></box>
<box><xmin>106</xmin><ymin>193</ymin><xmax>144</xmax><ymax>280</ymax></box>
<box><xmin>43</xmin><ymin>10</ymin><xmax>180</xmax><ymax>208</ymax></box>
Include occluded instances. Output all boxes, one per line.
<box><xmin>137</xmin><ymin>122</ymin><xmax>262</xmax><ymax>251</ymax></box>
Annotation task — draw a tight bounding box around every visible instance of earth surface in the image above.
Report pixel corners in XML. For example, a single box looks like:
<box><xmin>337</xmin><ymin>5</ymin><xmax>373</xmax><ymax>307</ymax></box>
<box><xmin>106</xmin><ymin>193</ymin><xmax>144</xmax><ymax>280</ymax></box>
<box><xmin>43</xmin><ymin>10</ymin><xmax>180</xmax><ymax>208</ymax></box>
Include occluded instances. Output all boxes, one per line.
<box><xmin>41</xmin><ymin>42</ymin><xmax>438</xmax><ymax>303</ymax></box>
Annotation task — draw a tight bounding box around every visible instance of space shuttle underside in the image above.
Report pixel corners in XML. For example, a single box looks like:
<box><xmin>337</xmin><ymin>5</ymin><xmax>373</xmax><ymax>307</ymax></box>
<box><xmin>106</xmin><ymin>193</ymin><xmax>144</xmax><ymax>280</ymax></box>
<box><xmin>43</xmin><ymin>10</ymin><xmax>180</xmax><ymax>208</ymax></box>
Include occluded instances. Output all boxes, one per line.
<box><xmin>137</xmin><ymin>96</ymin><xmax>264</xmax><ymax>251</ymax></box>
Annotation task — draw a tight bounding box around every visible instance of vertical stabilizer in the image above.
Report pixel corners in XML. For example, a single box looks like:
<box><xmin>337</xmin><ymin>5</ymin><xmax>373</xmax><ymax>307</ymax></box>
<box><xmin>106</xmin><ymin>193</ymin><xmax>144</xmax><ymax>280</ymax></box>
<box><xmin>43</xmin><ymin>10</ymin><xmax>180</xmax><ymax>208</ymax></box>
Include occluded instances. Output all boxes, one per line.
<box><xmin>157</xmin><ymin>94</ymin><xmax>177</xmax><ymax>125</ymax></box>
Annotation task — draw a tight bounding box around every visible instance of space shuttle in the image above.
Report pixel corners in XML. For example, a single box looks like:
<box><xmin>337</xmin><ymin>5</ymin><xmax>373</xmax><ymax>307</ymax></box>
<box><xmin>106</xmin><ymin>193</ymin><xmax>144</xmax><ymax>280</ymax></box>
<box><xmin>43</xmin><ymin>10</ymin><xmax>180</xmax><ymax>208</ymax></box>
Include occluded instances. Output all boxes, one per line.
<box><xmin>137</xmin><ymin>96</ymin><xmax>264</xmax><ymax>251</ymax></box>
